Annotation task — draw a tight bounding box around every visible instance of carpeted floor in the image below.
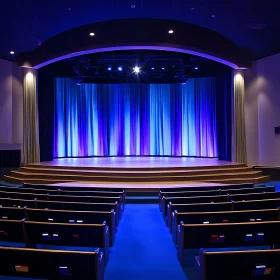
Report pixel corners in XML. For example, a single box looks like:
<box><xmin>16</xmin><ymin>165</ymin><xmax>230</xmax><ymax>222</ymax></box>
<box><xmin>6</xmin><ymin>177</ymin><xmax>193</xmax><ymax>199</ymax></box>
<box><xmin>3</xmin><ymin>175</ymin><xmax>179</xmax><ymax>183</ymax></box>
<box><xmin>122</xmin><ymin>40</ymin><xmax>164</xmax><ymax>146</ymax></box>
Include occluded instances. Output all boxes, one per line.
<box><xmin>105</xmin><ymin>204</ymin><xmax>187</xmax><ymax>280</ymax></box>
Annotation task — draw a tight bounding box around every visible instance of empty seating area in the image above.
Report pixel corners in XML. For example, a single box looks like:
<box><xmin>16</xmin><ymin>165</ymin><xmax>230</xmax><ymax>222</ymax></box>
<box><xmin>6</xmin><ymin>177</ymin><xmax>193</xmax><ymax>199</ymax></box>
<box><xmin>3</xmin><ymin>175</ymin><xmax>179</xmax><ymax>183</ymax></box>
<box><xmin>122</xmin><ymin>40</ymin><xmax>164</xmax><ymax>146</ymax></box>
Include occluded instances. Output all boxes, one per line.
<box><xmin>159</xmin><ymin>183</ymin><xmax>280</xmax><ymax>279</ymax></box>
<box><xmin>0</xmin><ymin>183</ymin><xmax>125</xmax><ymax>280</ymax></box>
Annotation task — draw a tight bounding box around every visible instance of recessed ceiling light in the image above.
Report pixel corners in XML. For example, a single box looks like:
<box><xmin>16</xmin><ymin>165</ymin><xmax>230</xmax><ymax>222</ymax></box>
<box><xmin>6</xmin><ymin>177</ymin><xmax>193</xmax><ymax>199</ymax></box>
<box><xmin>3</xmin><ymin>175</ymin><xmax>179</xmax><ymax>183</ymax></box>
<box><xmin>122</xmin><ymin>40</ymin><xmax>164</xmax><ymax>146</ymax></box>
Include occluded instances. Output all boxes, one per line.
<box><xmin>118</xmin><ymin>67</ymin><xmax>123</xmax><ymax>71</ymax></box>
<box><xmin>133</xmin><ymin>66</ymin><xmax>140</xmax><ymax>73</ymax></box>
<box><xmin>194</xmin><ymin>66</ymin><xmax>198</xmax><ymax>70</ymax></box>
<box><xmin>168</xmin><ymin>30</ymin><xmax>174</xmax><ymax>34</ymax></box>
<box><xmin>211</xmin><ymin>14</ymin><xmax>216</xmax><ymax>18</ymax></box>
<box><xmin>131</xmin><ymin>4</ymin><xmax>136</xmax><ymax>8</ymax></box>
<box><xmin>89</xmin><ymin>32</ymin><xmax>95</xmax><ymax>36</ymax></box>
<box><xmin>162</xmin><ymin>67</ymin><xmax>165</xmax><ymax>70</ymax></box>
<box><xmin>10</xmin><ymin>51</ymin><xmax>14</xmax><ymax>55</ymax></box>
<box><xmin>151</xmin><ymin>67</ymin><xmax>155</xmax><ymax>70</ymax></box>
<box><xmin>191</xmin><ymin>7</ymin><xmax>195</xmax><ymax>11</ymax></box>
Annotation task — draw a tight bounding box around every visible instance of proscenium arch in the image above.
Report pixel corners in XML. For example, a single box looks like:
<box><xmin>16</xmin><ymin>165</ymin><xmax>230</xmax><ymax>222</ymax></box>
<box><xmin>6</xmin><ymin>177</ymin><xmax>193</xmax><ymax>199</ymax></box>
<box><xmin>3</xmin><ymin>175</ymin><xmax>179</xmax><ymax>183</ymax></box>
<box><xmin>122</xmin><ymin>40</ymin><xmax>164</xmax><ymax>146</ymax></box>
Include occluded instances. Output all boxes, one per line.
<box><xmin>17</xmin><ymin>19</ymin><xmax>251</xmax><ymax>70</ymax></box>
<box><xmin>32</xmin><ymin>45</ymin><xmax>241</xmax><ymax>70</ymax></box>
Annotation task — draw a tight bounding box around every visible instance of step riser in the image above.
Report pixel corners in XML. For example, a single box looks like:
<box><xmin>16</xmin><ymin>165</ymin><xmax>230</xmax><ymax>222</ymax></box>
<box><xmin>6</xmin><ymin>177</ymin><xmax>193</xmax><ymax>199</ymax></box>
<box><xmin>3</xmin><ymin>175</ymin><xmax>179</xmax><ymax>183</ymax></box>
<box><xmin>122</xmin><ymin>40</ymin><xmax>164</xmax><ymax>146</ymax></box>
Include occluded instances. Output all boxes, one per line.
<box><xmin>20</xmin><ymin>167</ymin><xmax>253</xmax><ymax>177</ymax></box>
<box><xmin>9</xmin><ymin>171</ymin><xmax>264</xmax><ymax>182</ymax></box>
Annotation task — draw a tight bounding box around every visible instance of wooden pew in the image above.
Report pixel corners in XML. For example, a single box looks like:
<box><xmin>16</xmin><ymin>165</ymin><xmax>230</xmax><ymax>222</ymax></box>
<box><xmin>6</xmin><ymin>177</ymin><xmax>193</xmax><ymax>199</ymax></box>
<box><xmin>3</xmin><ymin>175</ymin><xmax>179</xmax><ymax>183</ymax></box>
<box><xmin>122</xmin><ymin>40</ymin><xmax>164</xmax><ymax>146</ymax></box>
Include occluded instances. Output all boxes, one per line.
<box><xmin>221</xmin><ymin>185</ymin><xmax>275</xmax><ymax>195</ymax></box>
<box><xmin>159</xmin><ymin>186</ymin><xmax>274</xmax><ymax>203</ymax></box>
<box><xmin>0</xmin><ymin>219</ymin><xmax>25</xmax><ymax>244</ymax></box>
<box><xmin>0</xmin><ymin>190</ymin><xmax>123</xmax><ymax>212</ymax></box>
<box><xmin>177</xmin><ymin>220</ymin><xmax>280</xmax><ymax>266</ymax></box>
<box><xmin>0</xmin><ymin>185</ymin><xmax>125</xmax><ymax>206</ymax></box>
<box><xmin>167</xmin><ymin>202</ymin><xmax>233</xmax><ymax>229</ymax></box>
<box><xmin>0</xmin><ymin>207</ymin><xmax>116</xmax><ymax>246</ymax></box>
<box><xmin>0</xmin><ymin>206</ymin><xmax>25</xmax><ymax>220</ymax></box>
<box><xmin>23</xmin><ymin>183</ymin><xmax>124</xmax><ymax>193</ymax></box>
<box><xmin>230</xmin><ymin>191</ymin><xmax>280</xmax><ymax>201</ymax></box>
<box><xmin>195</xmin><ymin>249</ymin><xmax>280</xmax><ymax>280</ymax></box>
<box><xmin>0</xmin><ymin>246</ymin><xmax>104</xmax><ymax>280</ymax></box>
<box><xmin>162</xmin><ymin>195</ymin><xmax>229</xmax><ymax>219</ymax></box>
<box><xmin>159</xmin><ymin>183</ymin><xmax>254</xmax><ymax>194</ymax></box>
<box><xmin>35</xmin><ymin>200</ymin><xmax>121</xmax><ymax>226</ymax></box>
<box><xmin>26</xmin><ymin>208</ymin><xmax>116</xmax><ymax>246</ymax></box>
<box><xmin>0</xmin><ymin>197</ymin><xmax>120</xmax><ymax>226</ymax></box>
<box><xmin>24</xmin><ymin>220</ymin><xmax>110</xmax><ymax>264</ymax></box>
<box><xmin>0</xmin><ymin>219</ymin><xmax>110</xmax><ymax>264</ymax></box>
<box><xmin>168</xmin><ymin>198</ymin><xmax>280</xmax><ymax>230</ymax></box>
<box><xmin>172</xmin><ymin>209</ymin><xmax>280</xmax><ymax>244</ymax></box>
<box><xmin>0</xmin><ymin>197</ymin><xmax>36</xmax><ymax>208</ymax></box>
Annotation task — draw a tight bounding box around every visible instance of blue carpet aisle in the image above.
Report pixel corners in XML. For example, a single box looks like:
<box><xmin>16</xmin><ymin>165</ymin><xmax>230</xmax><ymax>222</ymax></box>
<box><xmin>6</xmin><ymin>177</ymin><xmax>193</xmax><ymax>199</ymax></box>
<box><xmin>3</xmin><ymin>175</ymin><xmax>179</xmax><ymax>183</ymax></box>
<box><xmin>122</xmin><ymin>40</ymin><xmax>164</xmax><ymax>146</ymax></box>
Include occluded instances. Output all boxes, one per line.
<box><xmin>105</xmin><ymin>204</ymin><xmax>187</xmax><ymax>280</ymax></box>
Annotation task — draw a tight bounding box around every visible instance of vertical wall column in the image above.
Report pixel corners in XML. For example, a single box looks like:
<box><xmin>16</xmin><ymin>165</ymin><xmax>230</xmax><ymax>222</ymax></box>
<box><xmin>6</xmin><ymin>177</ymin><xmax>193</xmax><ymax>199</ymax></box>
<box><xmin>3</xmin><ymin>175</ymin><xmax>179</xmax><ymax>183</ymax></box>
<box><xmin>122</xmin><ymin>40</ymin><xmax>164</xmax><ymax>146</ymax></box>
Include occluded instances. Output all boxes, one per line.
<box><xmin>232</xmin><ymin>70</ymin><xmax>247</xmax><ymax>163</ymax></box>
<box><xmin>22</xmin><ymin>69</ymin><xmax>40</xmax><ymax>165</ymax></box>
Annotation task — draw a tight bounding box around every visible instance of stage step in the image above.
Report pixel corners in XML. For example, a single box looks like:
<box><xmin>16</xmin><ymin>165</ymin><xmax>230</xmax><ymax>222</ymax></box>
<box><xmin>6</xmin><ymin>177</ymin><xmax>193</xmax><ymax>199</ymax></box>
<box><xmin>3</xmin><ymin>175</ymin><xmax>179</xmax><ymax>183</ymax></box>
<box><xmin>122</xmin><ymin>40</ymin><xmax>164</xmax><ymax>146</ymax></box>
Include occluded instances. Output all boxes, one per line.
<box><xmin>8</xmin><ymin>170</ymin><xmax>265</xmax><ymax>183</ymax></box>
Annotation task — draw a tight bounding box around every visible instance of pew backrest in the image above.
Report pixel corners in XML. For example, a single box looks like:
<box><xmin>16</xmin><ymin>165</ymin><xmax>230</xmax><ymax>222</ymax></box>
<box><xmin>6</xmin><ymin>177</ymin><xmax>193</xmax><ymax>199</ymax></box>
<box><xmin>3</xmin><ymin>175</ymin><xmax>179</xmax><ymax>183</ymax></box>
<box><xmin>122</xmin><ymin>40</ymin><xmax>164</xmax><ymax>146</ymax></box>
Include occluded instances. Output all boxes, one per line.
<box><xmin>198</xmin><ymin>249</ymin><xmax>280</xmax><ymax>280</ymax></box>
<box><xmin>0</xmin><ymin>246</ymin><xmax>104</xmax><ymax>280</ymax></box>
<box><xmin>177</xmin><ymin>221</ymin><xmax>280</xmax><ymax>266</ymax></box>
<box><xmin>172</xmin><ymin>209</ymin><xmax>280</xmax><ymax>244</ymax></box>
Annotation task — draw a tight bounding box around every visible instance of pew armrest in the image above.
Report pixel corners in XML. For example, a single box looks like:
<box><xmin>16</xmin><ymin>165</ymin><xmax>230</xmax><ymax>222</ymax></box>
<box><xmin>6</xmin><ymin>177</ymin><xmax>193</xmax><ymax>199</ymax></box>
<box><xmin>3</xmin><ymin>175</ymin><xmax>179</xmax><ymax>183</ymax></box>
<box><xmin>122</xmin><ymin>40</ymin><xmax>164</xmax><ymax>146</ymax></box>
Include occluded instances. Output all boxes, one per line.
<box><xmin>97</xmin><ymin>251</ymin><xmax>105</xmax><ymax>280</ymax></box>
<box><xmin>172</xmin><ymin>211</ymin><xmax>177</xmax><ymax>245</ymax></box>
<box><xmin>195</xmin><ymin>256</ymin><xmax>203</xmax><ymax>280</ymax></box>
<box><xmin>177</xmin><ymin>222</ymin><xmax>184</xmax><ymax>266</ymax></box>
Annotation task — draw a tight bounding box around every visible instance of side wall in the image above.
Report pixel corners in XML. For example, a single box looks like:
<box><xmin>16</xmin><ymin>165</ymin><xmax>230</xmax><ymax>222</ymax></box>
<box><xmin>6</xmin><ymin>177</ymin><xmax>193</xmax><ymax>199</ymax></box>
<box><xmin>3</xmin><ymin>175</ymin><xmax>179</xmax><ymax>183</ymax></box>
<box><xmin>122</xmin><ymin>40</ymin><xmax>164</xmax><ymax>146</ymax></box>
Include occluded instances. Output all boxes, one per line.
<box><xmin>245</xmin><ymin>53</ymin><xmax>280</xmax><ymax>166</ymax></box>
<box><xmin>0</xmin><ymin>58</ymin><xmax>23</xmax><ymax>148</ymax></box>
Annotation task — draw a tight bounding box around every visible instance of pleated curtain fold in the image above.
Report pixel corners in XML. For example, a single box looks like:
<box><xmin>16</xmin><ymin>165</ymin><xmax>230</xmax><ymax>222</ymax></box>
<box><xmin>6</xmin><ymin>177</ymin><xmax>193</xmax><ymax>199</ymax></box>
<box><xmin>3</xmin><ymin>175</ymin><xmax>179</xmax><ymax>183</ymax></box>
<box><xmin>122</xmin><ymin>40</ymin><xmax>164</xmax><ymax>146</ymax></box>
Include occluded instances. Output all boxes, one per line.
<box><xmin>233</xmin><ymin>71</ymin><xmax>247</xmax><ymax>163</ymax></box>
<box><xmin>22</xmin><ymin>69</ymin><xmax>40</xmax><ymax>165</ymax></box>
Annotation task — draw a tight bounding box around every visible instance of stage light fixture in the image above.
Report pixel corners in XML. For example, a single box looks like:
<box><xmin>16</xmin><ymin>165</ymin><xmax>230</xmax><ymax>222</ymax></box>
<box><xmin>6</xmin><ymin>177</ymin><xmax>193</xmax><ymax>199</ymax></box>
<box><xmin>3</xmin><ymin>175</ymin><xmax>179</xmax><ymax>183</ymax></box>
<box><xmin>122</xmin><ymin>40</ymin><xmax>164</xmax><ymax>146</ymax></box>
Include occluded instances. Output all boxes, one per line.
<box><xmin>151</xmin><ymin>67</ymin><xmax>155</xmax><ymax>70</ymax></box>
<box><xmin>194</xmin><ymin>66</ymin><xmax>198</xmax><ymax>70</ymax></box>
<box><xmin>89</xmin><ymin>32</ymin><xmax>95</xmax><ymax>36</ymax></box>
<box><xmin>162</xmin><ymin>67</ymin><xmax>165</xmax><ymax>70</ymax></box>
<box><xmin>133</xmin><ymin>66</ymin><xmax>140</xmax><ymax>73</ymax></box>
<box><xmin>168</xmin><ymin>30</ymin><xmax>174</xmax><ymax>34</ymax></box>
<box><xmin>118</xmin><ymin>67</ymin><xmax>123</xmax><ymax>71</ymax></box>
<box><xmin>10</xmin><ymin>51</ymin><xmax>15</xmax><ymax>55</ymax></box>
<box><xmin>108</xmin><ymin>67</ymin><xmax>112</xmax><ymax>71</ymax></box>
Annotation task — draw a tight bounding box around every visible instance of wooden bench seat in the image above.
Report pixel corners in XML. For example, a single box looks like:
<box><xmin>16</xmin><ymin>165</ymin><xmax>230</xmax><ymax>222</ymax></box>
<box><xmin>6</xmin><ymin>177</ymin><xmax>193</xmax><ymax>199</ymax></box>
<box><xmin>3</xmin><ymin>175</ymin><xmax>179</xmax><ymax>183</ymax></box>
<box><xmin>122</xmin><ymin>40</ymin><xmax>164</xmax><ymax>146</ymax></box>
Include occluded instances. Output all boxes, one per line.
<box><xmin>0</xmin><ymin>190</ymin><xmax>123</xmax><ymax>211</ymax></box>
<box><xmin>159</xmin><ymin>186</ymin><xmax>275</xmax><ymax>207</ymax></box>
<box><xmin>172</xmin><ymin>209</ymin><xmax>280</xmax><ymax>244</ymax></box>
<box><xmin>195</xmin><ymin>248</ymin><xmax>280</xmax><ymax>280</ymax></box>
<box><xmin>162</xmin><ymin>191</ymin><xmax>280</xmax><ymax>220</ymax></box>
<box><xmin>0</xmin><ymin>197</ymin><xmax>120</xmax><ymax>226</ymax></box>
<box><xmin>0</xmin><ymin>185</ymin><xmax>125</xmax><ymax>205</ymax></box>
<box><xmin>167</xmin><ymin>198</ymin><xmax>280</xmax><ymax>229</ymax></box>
<box><xmin>177</xmin><ymin>220</ymin><xmax>280</xmax><ymax>266</ymax></box>
<box><xmin>0</xmin><ymin>219</ymin><xmax>110</xmax><ymax>264</ymax></box>
<box><xmin>0</xmin><ymin>246</ymin><xmax>104</xmax><ymax>280</ymax></box>
<box><xmin>159</xmin><ymin>183</ymin><xmax>254</xmax><ymax>193</ymax></box>
<box><xmin>0</xmin><ymin>206</ymin><xmax>116</xmax><ymax>245</ymax></box>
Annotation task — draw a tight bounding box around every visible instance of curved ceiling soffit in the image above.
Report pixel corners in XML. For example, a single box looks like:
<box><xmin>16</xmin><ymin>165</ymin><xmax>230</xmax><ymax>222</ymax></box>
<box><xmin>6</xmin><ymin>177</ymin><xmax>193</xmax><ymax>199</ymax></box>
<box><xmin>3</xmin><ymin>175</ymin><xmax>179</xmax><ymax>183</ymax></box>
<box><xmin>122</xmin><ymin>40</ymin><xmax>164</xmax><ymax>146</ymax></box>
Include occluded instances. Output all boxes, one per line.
<box><xmin>17</xmin><ymin>18</ymin><xmax>252</xmax><ymax>69</ymax></box>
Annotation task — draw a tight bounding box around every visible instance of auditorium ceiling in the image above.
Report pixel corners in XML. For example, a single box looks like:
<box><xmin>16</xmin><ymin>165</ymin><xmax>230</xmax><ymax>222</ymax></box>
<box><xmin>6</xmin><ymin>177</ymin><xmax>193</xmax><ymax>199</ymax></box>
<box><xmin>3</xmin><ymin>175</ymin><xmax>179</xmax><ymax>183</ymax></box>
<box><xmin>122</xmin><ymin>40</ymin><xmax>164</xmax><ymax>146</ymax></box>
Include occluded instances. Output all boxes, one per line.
<box><xmin>0</xmin><ymin>0</ymin><xmax>278</xmax><ymax>61</ymax></box>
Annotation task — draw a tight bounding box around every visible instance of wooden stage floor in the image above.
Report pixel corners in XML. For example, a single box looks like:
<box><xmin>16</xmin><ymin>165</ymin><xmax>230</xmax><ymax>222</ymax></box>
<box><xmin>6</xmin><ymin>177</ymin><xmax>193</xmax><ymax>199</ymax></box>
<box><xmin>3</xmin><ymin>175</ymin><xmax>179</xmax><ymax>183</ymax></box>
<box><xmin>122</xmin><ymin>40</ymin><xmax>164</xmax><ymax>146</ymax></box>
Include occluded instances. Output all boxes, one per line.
<box><xmin>39</xmin><ymin>157</ymin><xmax>236</xmax><ymax>169</ymax></box>
<box><xmin>5</xmin><ymin>157</ymin><xmax>269</xmax><ymax>187</ymax></box>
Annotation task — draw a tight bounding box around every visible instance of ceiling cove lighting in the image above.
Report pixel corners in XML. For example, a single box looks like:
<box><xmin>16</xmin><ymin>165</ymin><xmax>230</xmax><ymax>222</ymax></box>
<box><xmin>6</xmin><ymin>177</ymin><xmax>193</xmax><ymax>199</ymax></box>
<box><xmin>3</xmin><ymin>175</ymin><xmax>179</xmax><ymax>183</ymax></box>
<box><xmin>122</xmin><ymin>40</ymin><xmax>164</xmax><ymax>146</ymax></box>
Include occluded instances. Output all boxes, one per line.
<box><xmin>89</xmin><ymin>32</ymin><xmax>95</xmax><ymax>36</ymax></box>
<box><xmin>133</xmin><ymin>66</ymin><xmax>140</xmax><ymax>73</ymax></box>
<box><xmin>168</xmin><ymin>30</ymin><xmax>174</xmax><ymax>34</ymax></box>
<box><xmin>10</xmin><ymin>51</ymin><xmax>15</xmax><ymax>55</ymax></box>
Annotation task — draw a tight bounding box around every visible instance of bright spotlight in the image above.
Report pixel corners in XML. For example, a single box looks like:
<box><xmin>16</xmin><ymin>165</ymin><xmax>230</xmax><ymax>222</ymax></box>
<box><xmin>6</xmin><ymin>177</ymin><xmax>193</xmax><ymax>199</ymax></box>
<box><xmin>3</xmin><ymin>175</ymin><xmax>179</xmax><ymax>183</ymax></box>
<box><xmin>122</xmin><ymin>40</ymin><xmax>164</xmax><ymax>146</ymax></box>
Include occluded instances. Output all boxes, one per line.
<box><xmin>194</xmin><ymin>66</ymin><xmax>198</xmax><ymax>70</ymax></box>
<box><xmin>118</xmin><ymin>67</ymin><xmax>123</xmax><ymax>71</ymax></box>
<box><xmin>151</xmin><ymin>67</ymin><xmax>155</xmax><ymax>70</ymax></box>
<box><xmin>133</xmin><ymin>66</ymin><xmax>140</xmax><ymax>73</ymax></box>
<box><xmin>89</xmin><ymin>32</ymin><xmax>95</xmax><ymax>36</ymax></box>
<box><xmin>162</xmin><ymin>67</ymin><xmax>165</xmax><ymax>70</ymax></box>
<box><xmin>108</xmin><ymin>67</ymin><xmax>112</xmax><ymax>71</ymax></box>
<box><xmin>168</xmin><ymin>30</ymin><xmax>174</xmax><ymax>34</ymax></box>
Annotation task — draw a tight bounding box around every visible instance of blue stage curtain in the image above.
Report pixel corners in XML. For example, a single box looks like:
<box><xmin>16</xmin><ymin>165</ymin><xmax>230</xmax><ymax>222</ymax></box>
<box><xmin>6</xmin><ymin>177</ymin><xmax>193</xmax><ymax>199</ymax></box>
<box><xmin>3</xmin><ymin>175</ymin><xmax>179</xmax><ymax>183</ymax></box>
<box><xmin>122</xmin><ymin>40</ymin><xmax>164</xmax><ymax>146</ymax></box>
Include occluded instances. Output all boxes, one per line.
<box><xmin>53</xmin><ymin>78</ymin><xmax>221</xmax><ymax>157</ymax></box>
